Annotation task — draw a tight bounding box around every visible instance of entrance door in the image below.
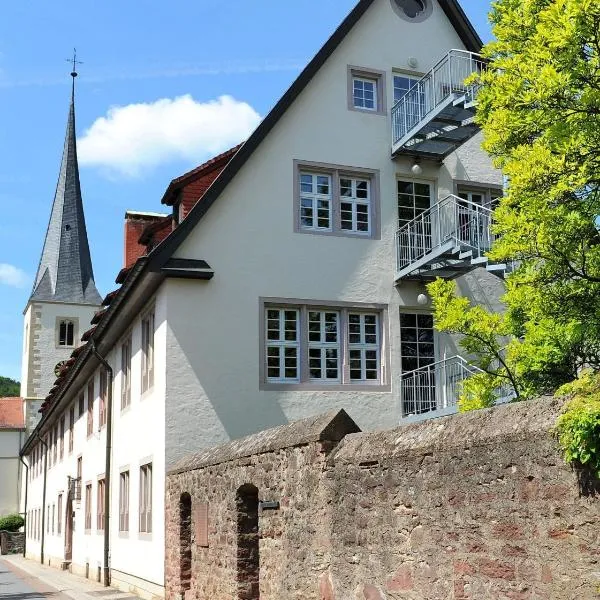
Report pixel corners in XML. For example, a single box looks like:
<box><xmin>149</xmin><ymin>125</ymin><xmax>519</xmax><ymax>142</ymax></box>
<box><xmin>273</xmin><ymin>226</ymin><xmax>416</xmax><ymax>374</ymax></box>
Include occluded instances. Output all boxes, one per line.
<box><xmin>64</xmin><ymin>494</ymin><xmax>74</xmax><ymax>562</ymax></box>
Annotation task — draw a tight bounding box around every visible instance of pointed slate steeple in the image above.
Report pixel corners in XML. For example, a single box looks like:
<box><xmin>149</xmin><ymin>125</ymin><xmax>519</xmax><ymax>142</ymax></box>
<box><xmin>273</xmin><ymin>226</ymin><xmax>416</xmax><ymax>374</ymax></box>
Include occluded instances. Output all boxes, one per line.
<box><xmin>30</xmin><ymin>73</ymin><xmax>101</xmax><ymax>306</ymax></box>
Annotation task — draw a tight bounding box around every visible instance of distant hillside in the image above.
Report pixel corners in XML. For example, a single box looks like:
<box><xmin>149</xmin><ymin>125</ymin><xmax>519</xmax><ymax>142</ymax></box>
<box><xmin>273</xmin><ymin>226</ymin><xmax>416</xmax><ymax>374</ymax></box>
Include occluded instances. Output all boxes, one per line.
<box><xmin>0</xmin><ymin>376</ymin><xmax>20</xmax><ymax>397</ymax></box>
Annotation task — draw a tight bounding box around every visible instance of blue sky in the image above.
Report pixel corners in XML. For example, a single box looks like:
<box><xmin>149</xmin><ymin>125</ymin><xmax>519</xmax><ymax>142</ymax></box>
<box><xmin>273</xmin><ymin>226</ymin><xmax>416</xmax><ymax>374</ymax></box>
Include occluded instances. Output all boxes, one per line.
<box><xmin>0</xmin><ymin>0</ymin><xmax>492</xmax><ymax>381</ymax></box>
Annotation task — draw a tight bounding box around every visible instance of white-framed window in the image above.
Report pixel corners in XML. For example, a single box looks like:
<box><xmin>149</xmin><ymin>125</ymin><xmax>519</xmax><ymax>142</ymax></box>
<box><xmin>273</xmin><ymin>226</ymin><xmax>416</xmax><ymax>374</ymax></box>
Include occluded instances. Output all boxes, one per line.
<box><xmin>57</xmin><ymin>319</ymin><xmax>76</xmax><ymax>347</ymax></box>
<box><xmin>299</xmin><ymin>173</ymin><xmax>332</xmax><ymax>232</ymax></box>
<box><xmin>121</xmin><ymin>337</ymin><xmax>132</xmax><ymax>409</ymax></box>
<box><xmin>84</xmin><ymin>484</ymin><xmax>92</xmax><ymax>531</ymax></box>
<box><xmin>352</xmin><ymin>76</ymin><xmax>377</xmax><ymax>110</ymax></box>
<box><xmin>139</xmin><ymin>463</ymin><xmax>152</xmax><ymax>534</ymax></box>
<box><xmin>393</xmin><ymin>74</ymin><xmax>421</xmax><ymax>104</ymax></box>
<box><xmin>397</xmin><ymin>179</ymin><xmax>433</xmax><ymax>229</ymax></box>
<box><xmin>295</xmin><ymin>162</ymin><xmax>380</xmax><ymax>239</ymax></box>
<box><xmin>262</xmin><ymin>302</ymin><xmax>388</xmax><ymax>389</ymax></box>
<box><xmin>266</xmin><ymin>308</ymin><xmax>299</xmax><ymax>382</ymax></box>
<box><xmin>99</xmin><ymin>370</ymin><xmax>107</xmax><ymax>428</ymax></box>
<box><xmin>340</xmin><ymin>177</ymin><xmax>371</xmax><ymax>234</ymax></box>
<box><xmin>141</xmin><ymin>311</ymin><xmax>155</xmax><ymax>393</ymax></box>
<box><xmin>119</xmin><ymin>471</ymin><xmax>130</xmax><ymax>532</ymax></box>
<box><xmin>97</xmin><ymin>478</ymin><xmax>105</xmax><ymax>531</ymax></box>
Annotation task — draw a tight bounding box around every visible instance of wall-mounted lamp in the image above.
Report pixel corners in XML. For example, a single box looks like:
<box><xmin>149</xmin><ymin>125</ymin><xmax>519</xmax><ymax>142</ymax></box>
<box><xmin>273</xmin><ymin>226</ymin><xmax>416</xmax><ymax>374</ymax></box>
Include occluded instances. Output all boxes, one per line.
<box><xmin>417</xmin><ymin>293</ymin><xmax>430</xmax><ymax>306</ymax></box>
<box><xmin>411</xmin><ymin>159</ymin><xmax>423</xmax><ymax>176</ymax></box>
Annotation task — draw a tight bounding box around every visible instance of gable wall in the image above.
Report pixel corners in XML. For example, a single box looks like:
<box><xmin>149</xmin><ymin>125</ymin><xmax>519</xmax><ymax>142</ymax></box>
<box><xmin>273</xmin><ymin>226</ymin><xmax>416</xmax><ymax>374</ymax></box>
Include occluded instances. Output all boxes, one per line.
<box><xmin>164</xmin><ymin>0</ymin><xmax>505</xmax><ymax>465</ymax></box>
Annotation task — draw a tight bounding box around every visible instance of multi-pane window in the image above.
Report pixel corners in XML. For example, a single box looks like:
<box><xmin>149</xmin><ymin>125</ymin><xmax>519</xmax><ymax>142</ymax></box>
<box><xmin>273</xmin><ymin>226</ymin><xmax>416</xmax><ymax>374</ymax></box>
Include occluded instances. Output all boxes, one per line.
<box><xmin>58</xmin><ymin>320</ymin><xmax>75</xmax><ymax>347</ymax></box>
<box><xmin>139</xmin><ymin>463</ymin><xmax>152</xmax><ymax>534</ymax></box>
<box><xmin>57</xmin><ymin>494</ymin><xmax>62</xmax><ymax>535</ymax></box>
<box><xmin>264</xmin><ymin>304</ymin><xmax>385</xmax><ymax>387</ymax></box>
<box><xmin>296</xmin><ymin>165</ymin><xmax>377</xmax><ymax>238</ymax></box>
<box><xmin>85</xmin><ymin>484</ymin><xmax>92</xmax><ymax>530</ymax></box>
<box><xmin>121</xmin><ymin>337</ymin><xmax>132</xmax><ymax>409</ymax></box>
<box><xmin>353</xmin><ymin>77</ymin><xmax>377</xmax><ymax>110</ymax></box>
<box><xmin>141</xmin><ymin>312</ymin><xmax>155</xmax><ymax>393</ymax></box>
<box><xmin>308</xmin><ymin>311</ymin><xmax>340</xmax><ymax>382</ymax></box>
<box><xmin>59</xmin><ymin>416</ymin><xmax>64</xmax><ymax>460</ymax></box>
<box><xmin>400</xmin><ymin>313</ymin><xmax>435</xmax><ymax>373</ymax></box>
<box><xmin>99</xmin><ymin>370</ymin><xmax>107</xmax><ymax>428</ymax></box>
<box><xmin>119</xmin><ymin>471</ymin><xmax>130</xmax><ymax>532</ymax></box>
<box><xmin>393</xmin><ymin>75</ymin><xmax>422</xmax><ymax>103</ymax></box>
<box><xmin>299</xmin><ymin>173</ymin><xmax>332</xmax><ymax>231</ymax></box>
<box><xmin>340</xmin><ymin>178</ymin><xmax>370</xmax><ymax>234</ymax></box>
<box><xmin>266</xmin><ymin>309</ymin><xmax>299</xmax><ymax>382</ymax></box>
<box><xmin>398</xmin><ymin>180</ymin><xmax>432</xmax><ymax>230</ymax></box>
<box><xmin>348</xmin><ymin>313</ymin><xmax>380</xmax><ymax>382</ymax></box>
<box><xmin>87</xmin><ymin>380</ymin><xmax>94</xmax><ymax>437</ymax></box>
<box><xmin>68</xmin><ymin>407</ymin><xmax>74</xmax><ymax>454</ymax></box>
<box><xmin>97</xmin><ymin>479</ymin><xmax>105</xmax><ymax>531</ymax></box>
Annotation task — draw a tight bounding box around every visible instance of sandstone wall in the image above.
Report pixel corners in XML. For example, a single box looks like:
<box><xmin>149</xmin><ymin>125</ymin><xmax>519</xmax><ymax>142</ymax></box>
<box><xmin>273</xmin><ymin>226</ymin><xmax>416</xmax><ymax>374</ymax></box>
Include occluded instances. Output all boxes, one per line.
<box><xmin>165</xmin><ymin>399</ymin><xmax>600</xmax><ymax>600</ymax></box>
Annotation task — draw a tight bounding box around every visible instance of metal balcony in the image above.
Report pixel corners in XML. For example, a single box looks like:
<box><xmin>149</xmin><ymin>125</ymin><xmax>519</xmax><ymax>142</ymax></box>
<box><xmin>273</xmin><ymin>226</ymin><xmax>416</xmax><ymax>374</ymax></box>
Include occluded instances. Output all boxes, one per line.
<box><xmin>401</xmin><ymin>355</ymin><xmax>513</xmax><ymax>422</ymax></box>
<box><xmin>391</xmin><ymin>49</ymin><xmax>485</xmax><ymax>159</ymax></box>
<box><xmin>395</xmin><ymin>194</ymin><xmax>510</xmax><ymax>282</ymax></box>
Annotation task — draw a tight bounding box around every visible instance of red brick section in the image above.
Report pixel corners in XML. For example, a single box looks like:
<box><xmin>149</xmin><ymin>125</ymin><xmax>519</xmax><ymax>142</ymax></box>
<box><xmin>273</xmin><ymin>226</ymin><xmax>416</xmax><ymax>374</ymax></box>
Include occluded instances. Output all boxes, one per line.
<box><xmin>123</xmin><ymin>212</ymin><xmax>168</xmax><ymax>269</ymax></box>
<box><xmin>0</xmin><ymin>397</ymin><xmax>24</xmax><ymax>429</ymax></box>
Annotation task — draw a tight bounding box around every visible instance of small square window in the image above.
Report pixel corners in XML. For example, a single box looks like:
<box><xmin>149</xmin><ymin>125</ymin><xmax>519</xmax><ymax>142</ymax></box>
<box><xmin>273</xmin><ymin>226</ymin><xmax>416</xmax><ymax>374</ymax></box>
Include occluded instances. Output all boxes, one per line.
<box><xmin>353</xmin><ymin>77</ymin><xmax>377</xmax><ymax>110</ymax></box>
<box><xmin>348</xmin><ymin>67</ymin><xmax>386</xmax><ymax>115</ymax></box>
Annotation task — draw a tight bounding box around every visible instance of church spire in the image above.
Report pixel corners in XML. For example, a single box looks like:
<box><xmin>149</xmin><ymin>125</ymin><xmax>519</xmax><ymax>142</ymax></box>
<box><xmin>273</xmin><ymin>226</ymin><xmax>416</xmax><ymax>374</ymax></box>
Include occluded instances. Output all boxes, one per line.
<box><xmin>29</xmin><ymin>56</ymin><xmax>101</xmax><ymax>306</ymax></box>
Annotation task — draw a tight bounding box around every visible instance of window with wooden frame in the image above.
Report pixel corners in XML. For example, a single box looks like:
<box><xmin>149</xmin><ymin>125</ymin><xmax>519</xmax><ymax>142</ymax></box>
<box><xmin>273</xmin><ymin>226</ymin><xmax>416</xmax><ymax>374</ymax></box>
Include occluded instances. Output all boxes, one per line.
<box><xmin>84</xmin><ymin>484</ymin><xmax>92</xmax><ymax>531</ymax></box>
<box><xmin>57</xmin><ymin>494</ymin><xmax>63</xmax><ymax>535</ymax></box>
<box><xmin>121</xmin><ymin>337</ymin><xmax>132</xmax><ymax>409</ymax></box>
<box><xmin>295</xmin><ymin>162</ymin><xmax>380</xmax><ymax>239</ymax></box>
<box><xmin>59</xmin><ymin>416</ymin><xmax>64</xmax><ymax>460</ymax></box>
<box><xmin>141</xmin><ymin>311</ymin><xmax>155</xmax><ymax>393</ymax></box>
<box><xmin>68</xmin><ymin>407</ymin><xmax>74</xmax><ymax>454</ymax></box>
<box><xmin>262</xmin><ymin>301</ymin><xmax>388</xmax><ymax>389</ymax></box>
<box><xmin>139</xmin><ymin>463</ymin><xmax>152</xmax><ymax>534</ymax></box>
<box><xmin>97</xmin><ymin>478</ymin><xmax>105</xmax><ymax>530</ymax></box>
<box><xmin>99</xmin><ymin>370</ymin><xmax>107</xmax><ymax>428</ymax></box>
<box><xmin>87</xmin><ymin>379</ymin><xmax>94</xmax><ymax>437</ymax></box>
<box><xmin>119</xmin><ymin>471</ymin><xmax>130</xmax><ymax>532</ymax></box>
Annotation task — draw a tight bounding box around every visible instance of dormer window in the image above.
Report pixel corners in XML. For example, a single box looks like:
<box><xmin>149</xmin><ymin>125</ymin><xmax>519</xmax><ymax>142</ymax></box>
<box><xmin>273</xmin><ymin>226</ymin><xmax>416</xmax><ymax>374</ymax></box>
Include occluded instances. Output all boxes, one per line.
<box><xmin>57</xmin><ymin>318</ymin><xmax>77</xmax><ymax>347</ymax></box>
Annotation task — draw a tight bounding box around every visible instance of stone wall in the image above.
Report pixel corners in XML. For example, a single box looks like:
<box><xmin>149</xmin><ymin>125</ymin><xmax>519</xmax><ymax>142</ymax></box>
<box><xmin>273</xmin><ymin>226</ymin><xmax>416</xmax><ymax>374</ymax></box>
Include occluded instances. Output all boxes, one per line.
<box><xmin>0</xmin><ymin>531</ymin><xmax>25</xmax><ymax>555</ymax></box>
<box><xmin>165</xmin><ymin>399</ymin><xmax>600</xmax><ymax>600</ymax></box>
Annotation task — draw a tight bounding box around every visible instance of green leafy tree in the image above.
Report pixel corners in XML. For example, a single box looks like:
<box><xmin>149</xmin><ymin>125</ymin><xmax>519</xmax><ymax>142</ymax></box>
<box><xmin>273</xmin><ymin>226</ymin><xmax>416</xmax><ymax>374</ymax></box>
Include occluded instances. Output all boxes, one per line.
<box><xmin>0</xmin><ymin>376</ymin><xmax>20</xmax><ymax>397</ymax></box>
<box><xmin>429</xmin><ymin>0</ymin><xmax>600</xmax><ymax>405</ymax></box>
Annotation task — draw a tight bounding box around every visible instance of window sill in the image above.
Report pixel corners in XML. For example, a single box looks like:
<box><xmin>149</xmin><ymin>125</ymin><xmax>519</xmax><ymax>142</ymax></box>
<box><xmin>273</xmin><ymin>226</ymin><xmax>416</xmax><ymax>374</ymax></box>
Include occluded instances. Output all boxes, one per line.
<box><xmin>140</xmin><ymin>386</ymin><xmax>155</xmax><ymax>401</ymax></box>
<box><xmin>297</xmin><ymin>227</ymin><xmax>375</xmax><ymax>240</ymax></box>
<box><xmin>118</xmin><ymin>531</ymin><xmax>130</xmax><ymax>539</ymax></box>
<box><xmin>261</xmin><ymin>382</ymin><xmax>391</xmax><ymax>393</ymax></box>
<box><xmin>348</xmin><ymin>105</ymin><xmax>387</xmax><ymax>117</ymax></box>
<box><xmin>138</xmin><ymin>532</ymin><xmax>153</xmax><ymax>541</ymax></box>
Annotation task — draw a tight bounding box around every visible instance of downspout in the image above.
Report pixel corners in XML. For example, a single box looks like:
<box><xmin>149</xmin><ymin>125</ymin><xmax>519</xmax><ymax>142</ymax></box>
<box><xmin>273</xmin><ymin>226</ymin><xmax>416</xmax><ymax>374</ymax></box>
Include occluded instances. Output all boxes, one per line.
<box><xmin>18</xmin><ymin>454</ymin><xmax>28</xmax><ymax>558</ymax></box>
<box><xmin>35</xmin><ymin>432</ymin><xmax>48</xmax><ymax>565</ymax></box>
<box><xmin>91</xmin><ymin>341</ymin><xmax>113</xmax><ymax>587</ymax></box>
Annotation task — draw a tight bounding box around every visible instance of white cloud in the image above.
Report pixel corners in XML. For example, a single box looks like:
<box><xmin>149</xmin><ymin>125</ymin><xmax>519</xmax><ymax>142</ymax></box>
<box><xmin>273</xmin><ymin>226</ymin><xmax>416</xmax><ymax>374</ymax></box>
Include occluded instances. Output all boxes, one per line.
<box><xmin>78</xmin><ymin>94</ymin><xmax>261</xmax><ymax>177</ymax></box>
<box><xmin>0</xmin><ymin>264</ymin><xmax>28</xmax><ymax>288</ymax></box>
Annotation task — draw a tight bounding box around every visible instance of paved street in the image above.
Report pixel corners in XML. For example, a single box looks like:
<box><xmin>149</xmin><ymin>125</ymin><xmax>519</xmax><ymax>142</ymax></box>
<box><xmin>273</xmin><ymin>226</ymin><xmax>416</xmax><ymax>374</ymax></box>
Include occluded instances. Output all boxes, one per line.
<box><xmin>0</xmin><ymin>557</ymin><xmax>136</xmax><ymax>600</ymax></box>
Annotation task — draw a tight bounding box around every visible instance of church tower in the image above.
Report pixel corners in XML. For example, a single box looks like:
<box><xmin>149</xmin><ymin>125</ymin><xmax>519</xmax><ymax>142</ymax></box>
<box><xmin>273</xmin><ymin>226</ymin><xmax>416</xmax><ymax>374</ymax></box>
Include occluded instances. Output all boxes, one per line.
<box><xmin>20</xmin><ymin>67</ymin><xmax>102</xmax><ymax>432</ymax></box>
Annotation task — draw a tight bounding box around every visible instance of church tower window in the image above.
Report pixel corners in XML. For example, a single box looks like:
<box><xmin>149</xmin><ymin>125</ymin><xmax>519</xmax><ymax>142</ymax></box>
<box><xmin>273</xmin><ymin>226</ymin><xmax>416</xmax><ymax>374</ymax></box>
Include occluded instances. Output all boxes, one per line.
<box><xmin>58</xmin><ymin>319</ymin><xmax>76</xmax><ymax>347</ymax></box>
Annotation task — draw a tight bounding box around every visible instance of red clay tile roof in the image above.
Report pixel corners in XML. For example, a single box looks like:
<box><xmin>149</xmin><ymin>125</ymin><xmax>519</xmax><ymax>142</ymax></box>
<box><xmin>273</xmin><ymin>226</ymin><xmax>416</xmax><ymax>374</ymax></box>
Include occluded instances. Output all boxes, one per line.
<box><xmin>0</xmin><ymin>397</ymin><xmax>24</xmax><ymax>429</ymax></box>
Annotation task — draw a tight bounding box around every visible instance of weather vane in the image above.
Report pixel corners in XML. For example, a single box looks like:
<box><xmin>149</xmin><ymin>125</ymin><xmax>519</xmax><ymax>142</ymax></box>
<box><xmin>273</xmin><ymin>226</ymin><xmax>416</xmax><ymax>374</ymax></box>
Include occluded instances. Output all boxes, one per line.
<box><xmin>66</xmin><ymin>48</ymin><xmax>83</xmax><ymax>78</ymax></box>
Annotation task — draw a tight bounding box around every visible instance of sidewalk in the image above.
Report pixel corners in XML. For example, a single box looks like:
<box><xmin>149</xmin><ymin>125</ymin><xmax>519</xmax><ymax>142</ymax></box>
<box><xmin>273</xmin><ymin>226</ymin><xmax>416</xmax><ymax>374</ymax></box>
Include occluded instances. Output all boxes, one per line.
<box><xmin>0</xmin><ymin>555</ymin><xmax>137</xmax><ymax>600</ymax></box>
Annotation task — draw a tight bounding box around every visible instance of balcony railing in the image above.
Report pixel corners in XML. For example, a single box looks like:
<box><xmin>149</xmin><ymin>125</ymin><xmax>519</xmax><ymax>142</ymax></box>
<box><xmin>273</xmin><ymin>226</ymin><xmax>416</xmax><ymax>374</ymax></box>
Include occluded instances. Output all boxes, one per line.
<box><xmin>392</xmin><ymin>49</ymin><xmax>486</xmax><ymax>148</ymax></box>
<box><xmin>401</xmin><ymin>355</ymin><xmax>513</xmax><ymax>420</ymax></box>
<box><xmin>396</xmin><ymin>194</ymin><xmax>494</xmax><ymax>275</ymax></box>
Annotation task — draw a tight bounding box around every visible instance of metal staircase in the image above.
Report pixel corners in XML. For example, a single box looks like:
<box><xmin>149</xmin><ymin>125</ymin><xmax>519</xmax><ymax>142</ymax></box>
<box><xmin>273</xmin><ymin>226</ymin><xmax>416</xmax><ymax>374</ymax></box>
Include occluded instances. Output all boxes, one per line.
<box><xmin>391</xmin><ymin>49</ymin><xmax>486</xmax><ymax>159</ymax></box>
<box><xmin>395</xmin><ymin>194</ymin><xmax>511</xmax><ymax>282</ymax></box>
<box><xmin>401</xmin><ymin>355</ymin><xmax>514</xmax><ymax>422</ymax></box>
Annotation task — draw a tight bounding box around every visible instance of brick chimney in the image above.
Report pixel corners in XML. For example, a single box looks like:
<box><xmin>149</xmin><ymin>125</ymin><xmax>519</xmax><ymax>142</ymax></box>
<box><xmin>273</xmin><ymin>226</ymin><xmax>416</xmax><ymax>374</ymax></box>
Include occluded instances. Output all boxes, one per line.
<box><xmin>123</xmin><ymin>211</ymin><xmax>169</xmax><ymax>268</ymax></box>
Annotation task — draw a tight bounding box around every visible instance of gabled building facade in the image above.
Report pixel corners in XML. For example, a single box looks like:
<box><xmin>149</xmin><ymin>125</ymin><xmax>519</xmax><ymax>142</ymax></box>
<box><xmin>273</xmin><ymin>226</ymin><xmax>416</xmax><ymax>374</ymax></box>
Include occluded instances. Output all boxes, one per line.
<box><xmin>21</xmin><ymin>1</ymin><xmax>507</xmax><ymax>598</ymax></box>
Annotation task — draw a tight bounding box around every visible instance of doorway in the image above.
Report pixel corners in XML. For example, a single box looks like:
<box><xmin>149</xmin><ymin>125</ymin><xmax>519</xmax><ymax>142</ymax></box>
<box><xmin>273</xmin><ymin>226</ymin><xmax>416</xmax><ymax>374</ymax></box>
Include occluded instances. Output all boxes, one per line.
<box><xmin>236</xmin><ymin>484</ymin><xmax>259</xmax><ymax>600</ymax></box>
<box><xmin>64</xmin><ymin>493</ymin><xmax>74</xmax><ymax>562</ymax></box>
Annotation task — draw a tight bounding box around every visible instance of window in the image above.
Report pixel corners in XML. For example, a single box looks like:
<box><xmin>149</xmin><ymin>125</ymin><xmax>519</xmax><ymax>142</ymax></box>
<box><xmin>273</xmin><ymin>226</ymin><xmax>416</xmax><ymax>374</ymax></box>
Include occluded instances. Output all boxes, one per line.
<box><xmin>68</xmin><ymin>407</ymin><xmax>74</xmax><ymax>454</ymax></box>
<box><xmin>121</xmin><ymin>337</ymin><xmax>132</xmax><ymax>409</ymax></box>
<box><xmin>48</xmin><ymin>431</ymin><xmax>53</xmax><ymax>468</ymax></box>
<box><xmin>141</xmin><ymin>312</ymin><xmax>155</xmax><ymax>393</ymax></box>
<box><xmin>390</xmin><ymin>0</ymin><xmax>432</xmax><ymax>22</ymax></box>
<box><xmin>347</xmin><ymin>67</ymin><xmax>386</xmax><ymax>115</ymax></box>
<box><xmin>295</xmin><ymin>162</ymin><xmax>380</xmax><ymax>238</ymax></box>
<box><xmin>57</xmin><ymin>494</ymin><xmax>63</xmax><ymax>535</ymax></box>
<box><xmin>87</xmin><ymin>380</ymin><xmax>94</xmax><ymax>437</ymax></box>
<box><xmin>139</xmin><ymin>463</ymin><xmax>152</xmax><ymax>534</ymax></box>
<box><xmin>78</xmin><ymin>393</ymin><xmax>84</xmax><ymax>418</ymax></box>
<box><xmin>397</xmin><ymin>180</ymin><xmax>432</xmax><ymax>229</ymax></box>
<box><xmin>262</xmin><ymin>301</ymin><xmax>388</xmax><ymax>389</ymax></box>
<box><xmin>85</xmin><ymin>484</ymin><xmax>92</xmax><ymax>531</ymax></box>
<box><xmin>77</xmin><ymin>456</ymin><xmax>82</xmax><ymax>481</ymax></box>
<box><xmin>59</xmin><ymin>416</ymin><xmax>64</xmax><ymax>460</ymax></box>
<box><xmin>393</xmin><ymin>74</ymin><xmax>421</xmax><ymax>104</ymax></box>
<box><xmin>47</xmin><ymin>505</ymin><xmax>50</xmax><ymax>533</ymax></box>
<box><xmin>52</xmin><ymin>504</ymin><xmax>55</xmax><ymax>535</ymax></box>
<box><xmin>99</xmin><ymin>370</ymin><xmax>107</xmax><ymax>428</ymax></box>
<box><xmin>97</xmin><ymin>479</ymin><xmax>105</xmax><ymax>531</ymax></box>
<box><xmin>400</xmin><ymin>313</ymin><xmax>435</xmax><ymax>373</ymax></box>
<box><xmin>54</xmin><ymin>424</ymin><xmax>58</xmax><ymax>464</ymax></box>
<box><xmin>58</xmin><ymin>319</ymin><xmax>75</xmax><ymax>347</ymax></box>
<box><xmin>119</xmin><ymin>471</ymin><xmax>130</xmax><ymax>532</ymax></box>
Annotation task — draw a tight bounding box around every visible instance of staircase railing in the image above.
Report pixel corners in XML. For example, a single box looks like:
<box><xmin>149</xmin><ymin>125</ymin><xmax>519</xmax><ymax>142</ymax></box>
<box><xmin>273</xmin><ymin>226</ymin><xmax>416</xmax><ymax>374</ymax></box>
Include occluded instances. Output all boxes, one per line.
<box><xmin>396</xmin><ymin>194</ymin><xmax>494</xmax><ymax>274</ymax></box>
<box><xmin>401</xmin><ymin>355</ymin><xmax>512</xmax><ymax>418</ymax></box>
<box><xmin>392</xmin><ymin>49</ymin><xmax>486</xmax><ymax>146</ymax></box>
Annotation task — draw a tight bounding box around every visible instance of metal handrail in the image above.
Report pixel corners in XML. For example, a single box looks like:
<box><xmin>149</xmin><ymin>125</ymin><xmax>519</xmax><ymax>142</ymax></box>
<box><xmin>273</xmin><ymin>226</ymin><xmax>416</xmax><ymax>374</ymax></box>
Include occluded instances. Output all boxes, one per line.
<box><xmin>396</xmin><ymin>194</ymin><xmax>494</xmax><ymax>273</ymax></box>
<box><xmin>401</xmin><ymin>355</ymin><xmax>514</xmax><ymax>418</ymax></box>
<box><xmin>392</xmin><ymin>49</ymin><xmax>486</xmax><ymax>145</ymax></box>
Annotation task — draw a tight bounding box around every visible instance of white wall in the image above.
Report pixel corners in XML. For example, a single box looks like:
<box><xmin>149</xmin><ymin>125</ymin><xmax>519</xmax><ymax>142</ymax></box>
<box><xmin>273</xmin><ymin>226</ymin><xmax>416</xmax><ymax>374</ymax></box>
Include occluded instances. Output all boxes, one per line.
<box><xmin>163</xmin><ymin>0</ymin><xmax>505</xmax><ymax>466</ymax></box>
<box><xmin>24</xmin><ymin>290</ymin><xmax>166</xmax><ymax>599</ymax></box>
<box><xmin>0</xmin><ymin>430</ymin><xmax>23</xmax><ymax>516</ymax></box>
